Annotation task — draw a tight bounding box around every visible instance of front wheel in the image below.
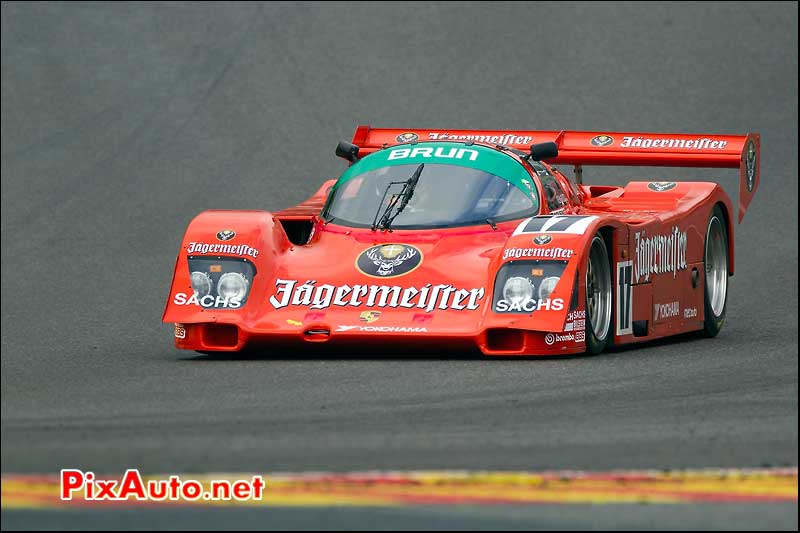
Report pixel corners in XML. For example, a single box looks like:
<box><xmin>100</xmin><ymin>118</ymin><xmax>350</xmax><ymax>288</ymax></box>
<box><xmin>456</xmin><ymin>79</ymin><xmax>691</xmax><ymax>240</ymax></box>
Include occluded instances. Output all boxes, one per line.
<box><xmin>703</xmin><ymin>206</ymin><xmax>729</xmax><ymax>337</ymax></box>
<box><xmin>585</xmin><ymin>234</ymin><xmax>612</xmax><ymax>354</ymax></box>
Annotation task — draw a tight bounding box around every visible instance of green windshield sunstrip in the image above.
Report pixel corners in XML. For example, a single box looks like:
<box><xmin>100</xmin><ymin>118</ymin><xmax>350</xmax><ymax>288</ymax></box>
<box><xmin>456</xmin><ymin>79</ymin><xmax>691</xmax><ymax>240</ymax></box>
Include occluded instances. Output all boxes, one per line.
<box><xmin>321</xmin><ymin>142</ymin><xmax>540</xmax><ymax>230</ymax></box>
<box><xmin>332</xmin><ymin>142</ymin><xmax>535</xmax><ymax>196</ymax></box>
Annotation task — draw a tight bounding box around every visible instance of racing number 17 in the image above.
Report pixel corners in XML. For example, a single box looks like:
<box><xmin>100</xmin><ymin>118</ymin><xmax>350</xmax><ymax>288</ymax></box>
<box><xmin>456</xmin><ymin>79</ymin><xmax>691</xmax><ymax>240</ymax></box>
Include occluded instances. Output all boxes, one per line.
<box><xmin>616</xmin><ymin>261</ymin><xmax>633</xmax><ymax>336</ymax></box>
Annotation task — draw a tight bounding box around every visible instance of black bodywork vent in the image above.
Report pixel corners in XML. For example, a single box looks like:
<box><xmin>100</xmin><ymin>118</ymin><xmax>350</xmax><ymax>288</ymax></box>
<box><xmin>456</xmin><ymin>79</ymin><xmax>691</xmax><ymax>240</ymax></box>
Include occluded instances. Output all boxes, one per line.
<box><xmin>278</xmin><ymin>218</ymin><xmax>314</xmax><ymax>245</ymax></box>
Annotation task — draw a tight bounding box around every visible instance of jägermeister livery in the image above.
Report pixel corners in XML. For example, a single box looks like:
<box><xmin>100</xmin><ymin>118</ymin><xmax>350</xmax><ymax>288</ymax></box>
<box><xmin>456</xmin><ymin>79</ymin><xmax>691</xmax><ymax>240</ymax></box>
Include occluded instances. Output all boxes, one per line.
<box><xmin>164</xmin><ymin>125</ymin><xmax>760</xmax><ymax>356</ymax></box>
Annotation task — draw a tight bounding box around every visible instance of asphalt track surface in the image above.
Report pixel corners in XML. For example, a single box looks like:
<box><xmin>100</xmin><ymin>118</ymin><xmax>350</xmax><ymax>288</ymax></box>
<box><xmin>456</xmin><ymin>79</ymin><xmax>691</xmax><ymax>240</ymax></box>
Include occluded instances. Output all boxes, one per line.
<box><xmin>1</xmin><ymin>1</ymin><xmax>797</xmax><ymax>530</ymax></box>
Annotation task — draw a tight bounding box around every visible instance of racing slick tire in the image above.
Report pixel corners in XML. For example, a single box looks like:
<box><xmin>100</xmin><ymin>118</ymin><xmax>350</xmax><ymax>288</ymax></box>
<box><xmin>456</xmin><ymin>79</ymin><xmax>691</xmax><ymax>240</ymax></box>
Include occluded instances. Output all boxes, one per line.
<box><xmin>585</xmin><ymin>233</ymin><xmax>612</xmax><ymax>354</ymax></box>
<box><xmin>702</xmin><ymin>205</ymin><xmax>729</xmax><ymax>337</ymax></box>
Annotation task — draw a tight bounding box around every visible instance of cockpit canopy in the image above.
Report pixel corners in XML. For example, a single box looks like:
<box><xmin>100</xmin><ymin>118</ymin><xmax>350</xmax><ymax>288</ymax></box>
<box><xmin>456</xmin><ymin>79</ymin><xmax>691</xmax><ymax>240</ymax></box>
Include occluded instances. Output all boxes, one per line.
<box><xmin>323</xmin><ymin>142</ymin><xmax>540</xmax><ymax>229</ymax></box>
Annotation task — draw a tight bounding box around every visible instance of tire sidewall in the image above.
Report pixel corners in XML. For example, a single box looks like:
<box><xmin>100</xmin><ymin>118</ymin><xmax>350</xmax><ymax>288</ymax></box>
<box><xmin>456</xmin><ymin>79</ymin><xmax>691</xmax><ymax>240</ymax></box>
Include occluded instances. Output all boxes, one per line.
<box><xmin>585</xmin><ymin>234</ymin><xmax>611</xmax><ymax>354</ymax></box>
<box><xmin>703</xmin><ymin>205</ymin><xmax>729</xmax><ymax>337</ymax></box>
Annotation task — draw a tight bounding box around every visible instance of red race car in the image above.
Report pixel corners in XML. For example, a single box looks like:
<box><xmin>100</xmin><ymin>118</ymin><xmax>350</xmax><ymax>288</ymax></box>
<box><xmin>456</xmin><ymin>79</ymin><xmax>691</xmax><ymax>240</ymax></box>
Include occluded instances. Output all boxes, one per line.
<box><xmin>163</xmin><ymin>126</ymin><xmax>760</xmax><ymax>356</ymax></box>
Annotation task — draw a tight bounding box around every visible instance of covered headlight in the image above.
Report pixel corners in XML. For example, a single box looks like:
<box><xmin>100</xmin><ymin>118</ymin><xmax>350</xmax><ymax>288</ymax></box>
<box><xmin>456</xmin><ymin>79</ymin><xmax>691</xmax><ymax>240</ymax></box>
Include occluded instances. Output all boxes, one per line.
<box><xmin>493</xmin><ymin>260</ymin><xmax>569</xmax><ymax>314</ymax></box>
<box><xmin>538</xmin><ymin>276</ymin><xmax>560</xmax><ymax>301</ymax></box>
<box><xmin>503</xmin><ymin>276</ymin><xmax>534</xmax><ymax>304</ymax></box>
<box><xmin>186</xmin><ymin>256</ymin><xmax>256</xmax><ymax>309</ymax></box>
<box><xmin>217</xmin><ymin>272</ymin><xmax>249</xmax><ymax>301</ymax></box>
<box><xmin>190</xmin><ymin>271</ymin><xmax>213</xmax><ymax>297</ymax></box>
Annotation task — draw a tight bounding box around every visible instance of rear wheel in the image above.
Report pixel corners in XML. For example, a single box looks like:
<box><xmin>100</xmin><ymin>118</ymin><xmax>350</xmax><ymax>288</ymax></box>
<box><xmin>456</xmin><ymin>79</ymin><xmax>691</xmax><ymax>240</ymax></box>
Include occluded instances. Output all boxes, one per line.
<box><xmin>585</xmin><ymin>234</ymin><xmax>612</xmax><ymax>354</ymax></box>
<box><xmin>703</xmin><ymin>206</ymin><xmax>729</xmax><ymax>337</ymax></box>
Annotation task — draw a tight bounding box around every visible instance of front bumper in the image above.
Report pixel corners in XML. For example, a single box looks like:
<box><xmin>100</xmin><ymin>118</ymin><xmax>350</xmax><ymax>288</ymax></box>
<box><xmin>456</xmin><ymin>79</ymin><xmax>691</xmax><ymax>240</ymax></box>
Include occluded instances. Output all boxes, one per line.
<box><xmin>172</xmin><ymin>322</ymin><xmax>586</xmax><ymax>357</ymax></box>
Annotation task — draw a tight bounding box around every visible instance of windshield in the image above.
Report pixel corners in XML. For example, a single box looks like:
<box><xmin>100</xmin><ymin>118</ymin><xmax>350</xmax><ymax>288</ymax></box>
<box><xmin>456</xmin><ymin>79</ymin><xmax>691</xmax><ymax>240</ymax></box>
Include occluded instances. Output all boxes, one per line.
<box><xmin>323</xmin><ymin>144</ymin><xmax>539</xmax><ymax>229</ymax></box>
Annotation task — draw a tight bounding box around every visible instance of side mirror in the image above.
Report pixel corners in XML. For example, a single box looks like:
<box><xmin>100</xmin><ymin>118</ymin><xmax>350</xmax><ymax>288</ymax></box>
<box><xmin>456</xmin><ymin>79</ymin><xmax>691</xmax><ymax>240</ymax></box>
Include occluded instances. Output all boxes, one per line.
<box><xmin>529</xmin><ymin>142</ymin><xmax>558</xmax><ymax>161</ymax></box>
<box><xmin>335</xmin><ymin>141</ymin><xmax>359</xmax><ymax>162</ymax></box>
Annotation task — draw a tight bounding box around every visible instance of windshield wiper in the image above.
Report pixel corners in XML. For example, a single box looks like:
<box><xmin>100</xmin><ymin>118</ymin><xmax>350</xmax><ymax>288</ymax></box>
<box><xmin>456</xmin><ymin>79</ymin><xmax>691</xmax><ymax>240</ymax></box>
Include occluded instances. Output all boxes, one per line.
<box><xmin>371</xmin><ymin>163</ymin><xmax>425</xmax><ymax>231</ymax></box>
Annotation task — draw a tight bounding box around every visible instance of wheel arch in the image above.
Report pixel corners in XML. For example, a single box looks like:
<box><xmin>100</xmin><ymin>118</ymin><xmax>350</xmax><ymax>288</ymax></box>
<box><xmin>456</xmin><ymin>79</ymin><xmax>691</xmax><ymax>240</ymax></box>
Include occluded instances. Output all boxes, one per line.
<box><xmin>598</xmin><ymin>225</ymin><xmax>615</xmax><ymax>259</ymax></box>
<box><xmin>582</xmin><ymin>223</ymin><xmax>617</xmax><ymax>354</ymax></box>
<box><xmin>713</xmin><ymin>201</ymin><xmax>734</xmax><ymax>276</ymax></box>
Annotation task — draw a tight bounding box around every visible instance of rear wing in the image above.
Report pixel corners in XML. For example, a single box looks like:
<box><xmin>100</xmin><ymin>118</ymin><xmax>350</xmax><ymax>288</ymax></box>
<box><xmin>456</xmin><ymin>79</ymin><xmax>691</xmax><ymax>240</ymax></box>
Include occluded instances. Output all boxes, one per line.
<box><xmin>350</xmin><ymin>126</ymin><xmax>760</xmax><ymax>222</ymax></box>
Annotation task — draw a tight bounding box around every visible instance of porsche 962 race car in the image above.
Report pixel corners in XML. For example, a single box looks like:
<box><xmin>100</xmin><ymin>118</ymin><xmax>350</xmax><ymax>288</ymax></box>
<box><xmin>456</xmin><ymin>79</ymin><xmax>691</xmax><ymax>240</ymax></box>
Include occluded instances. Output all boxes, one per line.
<box><xmin>163</xmin><ymin>126</ymin><xmax>760</xmax><ymax>356</ymax></box>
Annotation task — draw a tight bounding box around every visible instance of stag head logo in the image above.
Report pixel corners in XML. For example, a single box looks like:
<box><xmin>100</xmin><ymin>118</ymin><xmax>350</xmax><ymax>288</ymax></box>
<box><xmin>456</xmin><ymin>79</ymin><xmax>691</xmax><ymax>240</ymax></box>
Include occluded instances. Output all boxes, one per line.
<box><xmin>356</xmin><ymin>244</ymin><xmax>423</xmax><ymax>278</ymax></box>
<box><xmin>216</xmin><ymin>229</ymin><xmax>236</xmax><ymax>241</ymax></box>
<box><xmin>590</xmin><ymin>135</ymin><xmax>614</xmax><ymax>147</ymax></box>
<box><xmin>647</xmin><ymin>182</ymin><xmax>677</xmax><ymax>192</ymax></box>
<box><xmin>396</xmin><ymin>132</ymin><xmax>419</xmax><ymax>143</ymax></box>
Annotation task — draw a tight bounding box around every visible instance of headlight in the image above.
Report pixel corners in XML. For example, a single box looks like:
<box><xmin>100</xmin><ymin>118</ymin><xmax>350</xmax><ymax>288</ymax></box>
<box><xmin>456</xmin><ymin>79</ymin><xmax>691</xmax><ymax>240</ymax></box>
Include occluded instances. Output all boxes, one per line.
<box><xmin>493</xmin><ymin>261</ymin><xmax>569</xmax><ymax>314</ymax></box>
<box><xmin>538</xmin><ymin>276</ymin><xmax>560</xmax><ymax>301</ymax></box>
<box><xmin>503</xmin><ymin>276</ymin><xmax>534</xmax><ymax>304</ymax></box>
<box><xmin>187</xmin><ymin>257</ymin><xmax>256</xmax><ymax>309</ymax></box>
<box><xmin>190</xmin><ymin>271</ymin><xmax>213</xmax><ymax>297</ymax></box>
<box><xmin>217</xmin><ymin>272</ymin><xmax>249</xmax><ymax>301</ymax></box>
